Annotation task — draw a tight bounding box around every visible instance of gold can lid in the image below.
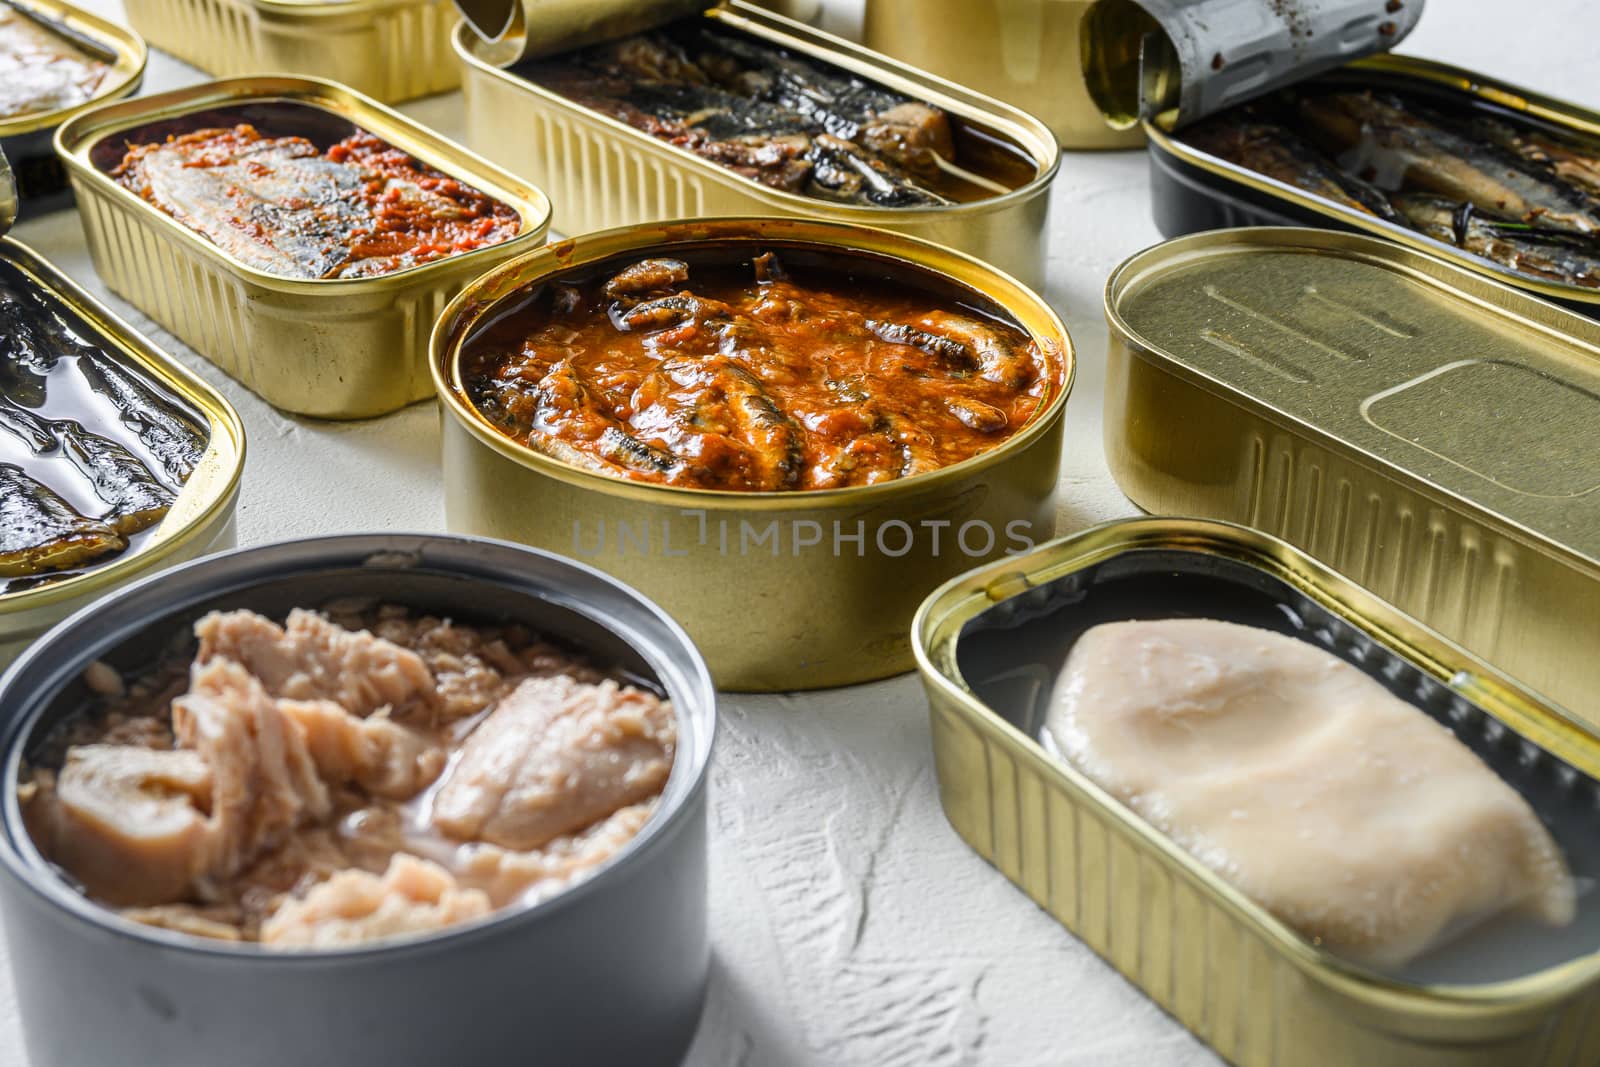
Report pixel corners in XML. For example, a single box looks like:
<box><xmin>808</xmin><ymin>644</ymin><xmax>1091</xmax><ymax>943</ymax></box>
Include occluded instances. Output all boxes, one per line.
<box><xmin>453</xmin><ymin>0</ymin><xmax>706</xmax><ymax>66</ymax></box>
<box><xmin>1106</xmin><ymin>227</ymin><xmax>1600</xmax><ymax>571</ymax></box>
<box><xmin>1081</xmin><ymin>0</ymin><xmax>1425</xmax><ymax>130</ymax></box>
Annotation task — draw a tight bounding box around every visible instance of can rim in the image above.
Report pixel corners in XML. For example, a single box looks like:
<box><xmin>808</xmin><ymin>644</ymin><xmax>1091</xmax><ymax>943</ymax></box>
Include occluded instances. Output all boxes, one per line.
<box><xmin>0</xmin><ymin>0</ymin><xmax>147</xmax><ymax>141</ymax></box>
<box><xmin>429</xmin><ymin>215</ymin><xmax>1076</xmax><ymax>507</ymax></box>
<box><xmin>51</xmin><ymin>74</ymin><xmax>554</xmax><ymax>292</ymax></box>
<box><xmin>0</xmin><ymin>236</ymin><xmax>247</xmax><ymax>627</ymax></box>
<box><xmin>912</xmin><ymin>514</ymin><xmax>1600</xmax><ymax>1011</ymax></box>
<box><xmin>0</xmin><ymin>531</ymin><xmax>717</xmax><ymax>960</ymax></box>
<box><xmin>449</xmin><ymin>5</ymin><xmax>1064</xmax><ymax>223</ymax></box>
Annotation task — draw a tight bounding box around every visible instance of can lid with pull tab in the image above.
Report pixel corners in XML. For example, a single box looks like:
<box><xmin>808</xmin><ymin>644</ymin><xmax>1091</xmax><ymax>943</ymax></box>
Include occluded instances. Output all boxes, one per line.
<box><xmin>1080</xmin><ymin>0</ymin><xmax>1426</xmax><ymax>130</ymax></box>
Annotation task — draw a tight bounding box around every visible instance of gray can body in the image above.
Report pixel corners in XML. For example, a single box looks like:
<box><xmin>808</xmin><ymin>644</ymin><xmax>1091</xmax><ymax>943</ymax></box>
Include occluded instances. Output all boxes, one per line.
<box><xmin>0</xmin><ymin>534</ymin><xmax>716</xmax><ymax>1067</ymax></box>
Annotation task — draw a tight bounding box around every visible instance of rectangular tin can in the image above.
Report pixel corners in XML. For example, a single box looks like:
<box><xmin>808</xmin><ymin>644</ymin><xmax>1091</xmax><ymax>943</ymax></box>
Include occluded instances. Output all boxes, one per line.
<box><xmin>862</xmin><ymin>0</ymin><xmax>1144</xmax><ymax>150</ymax></box>
<box><xmin>55</xmin><ymin>76</ymin><xmax>553</xmax><ymax>419</ymax></box>
<box><xmin>119</xmin><ymin>0</ymin><xmax>460</xmax><ymax>104</ymax></box>
<box><xmin>0</xmin><ymin>235</ymin><xmax>245</xmax><ymax>665</ymax></box>
<box><xmin>914</xmin><ymin>515</ymin><xmax>1600</xmax><ymax>1067</ymax></box>
<box><xmin>450</xmin><ymin>1</ymin><xmax>1061</xmax><ymax>288</ymax></box>
<box><xmin>0</xmin><ymin>0</ymin><xmax>144</xmax><ymax>219</ymax></box>
<box><xmin>430</xmin><ymin>217</ymin><xmax>1074</xmax><ymax>692</ymax></box>
<box><xmin>1144</xmin><ymin>55</ymin><xmax>1600</xmax><ymax>315</ymax></box>
<box><xmin>1102</xmin><ymin>227</ymin><xmax>1600</xmax><ymax>725</ymax></box>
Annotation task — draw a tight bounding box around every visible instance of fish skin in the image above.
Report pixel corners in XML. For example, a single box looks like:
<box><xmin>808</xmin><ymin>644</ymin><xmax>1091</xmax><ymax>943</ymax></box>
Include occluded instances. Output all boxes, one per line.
<box><xmin>866</xmin><ymin>318</ymin><xmax>974</xmax><ymax>370</ymax></box>
<box><xmin>1469</xmin><ymin>115</ymin><xmax>1600</xmax><ymax>200</ymax></box>
<box><xmin>646</xmin><ymin>355</ymin><xmax>805</xmax><ymax>490</ymax></box>
<box><xmin>78</xmin><ymin>354</ymin><xmax>207</xmax><ymax>483</ymax></box>
<box><xmin>604</xmin><ymin>258</ymin><xmax>691</xmax><ymax>300</ymax></box>
<box><xmin>1182</xmin><ymin>110</ymin><xmax>1404</xmax><ymax>222</ymax></box>
<box><xmin>0</xmin><ymin>395</ymin><xmax>57</xmax><ymax>454</ymax></box>
<box><xmin>1392</xmin><ymin>193</ymin><xmax>1600</xmax><ymax>289</ymax></box>
<box><xmin>0</xmin><ymin>462</ymin><xmax>125</xmax><ymax>579</ymax></box>
<box><xmin>53</xmin><ymin>419</ymin><xmax>176</xmax><ymax>535</ymax></box>
<box><xmin>1298</xmin><ymin>92</ymin><xmax>1600</xmax><ymax>234</ymax></box>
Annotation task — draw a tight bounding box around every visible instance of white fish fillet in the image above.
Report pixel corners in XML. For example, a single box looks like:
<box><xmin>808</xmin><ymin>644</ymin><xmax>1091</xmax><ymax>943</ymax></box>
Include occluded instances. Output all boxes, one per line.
<box><xmin>1045</xmin><ymin>618</ymin><xmax>1575</xmax><ymax>968</ymax></box>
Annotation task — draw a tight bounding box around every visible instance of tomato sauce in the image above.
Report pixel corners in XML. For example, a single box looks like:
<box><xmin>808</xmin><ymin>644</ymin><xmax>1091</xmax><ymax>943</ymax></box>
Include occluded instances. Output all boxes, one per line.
<box><xmin>460</xmin><ymin>250</ymin><xmax>1056</xmax><ymax>492</ymax></box>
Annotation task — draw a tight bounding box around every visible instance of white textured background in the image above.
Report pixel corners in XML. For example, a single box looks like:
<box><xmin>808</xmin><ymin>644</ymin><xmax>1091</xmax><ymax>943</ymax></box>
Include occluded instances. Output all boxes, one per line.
<box><xmin>5</xmin><ymin>1</ymin><xmax>1599</xmax><ymax>1064</ymax></box>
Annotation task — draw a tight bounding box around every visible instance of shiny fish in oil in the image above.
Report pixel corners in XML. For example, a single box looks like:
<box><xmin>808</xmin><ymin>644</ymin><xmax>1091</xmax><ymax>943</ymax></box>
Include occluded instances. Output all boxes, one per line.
<box><xmin>520</xmin><ymin>19</ymin><xmax>1037</xmax><ymax>209</ymax></box>
<box><xmin>460</xmin><ymin>249</ymin><xmax>1056</xmax><ymax>492</ymax></box>
<box><xmin>0</xmin><ymin>257</ymin><xmax>208</xmax><ymax>592</ymax></box>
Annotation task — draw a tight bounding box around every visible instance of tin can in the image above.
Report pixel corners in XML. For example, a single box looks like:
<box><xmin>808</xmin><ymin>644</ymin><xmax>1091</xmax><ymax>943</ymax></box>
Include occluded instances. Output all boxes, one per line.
<box><xmin>1102</xmin><ymin>227</ymin><xmax>1600</xmax><ymax>725</ymax></box>
<box><xmin>1144</xmin><ymin>54</ymin><xmax>1600</xmax><ymax>315</ymax></box>
<box><xmin>863</xmin><ymin>0</ymin><xmax>1144</xmax><ymax>150</ymax></box>
<box><xmin>450</xmin><ymin>1</ymin><xmax>1062</xmax><ymax>289</ymax></box>
<box><xmin>54</xmin><ymin>76</ymin><xmax>553</xmax><ymax>420</ymax></box>
<box><xmin>0</xmin><ymin>0</ymin><xmax>144</xmax><ymax>219</ymax></box>
<box><xmin>1077</xmin><ymin>0</ymin><xmax>1424</xmax><ymax>130</ymax></box>
<box><xmin>914</xmin><ymin>515</ymin><xmax>1600</xmax><ymax>1067</ymax></box>
<box><xmin>0</xmin><ymin>533</ymin><xmax>715</xmax><ymax>1067</ymax></box>
<box><xmin>452</xmin><ymin>0</ymin><xmax>705</xmax><ymax>65</ymax></box>
<box><xmin>0</xmin><ymin>236</ymin><xmax>245</xmax><ymax>666</ymax></box>
<box><xmin>119</xmin><ymin>0</ymin><xmax>460</xmax><ymax>104</ymax></box>
<box><xmin>430</xmin><ymin>217</ymin><xmax>1074</xmax><ymax>691</ymax></box>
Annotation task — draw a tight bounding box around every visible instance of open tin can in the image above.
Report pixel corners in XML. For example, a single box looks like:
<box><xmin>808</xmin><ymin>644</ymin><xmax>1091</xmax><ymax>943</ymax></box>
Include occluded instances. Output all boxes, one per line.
<box><xmin>119</xmin><ymin>0</ymin><xmax>460</xmax><ymax>104</ymax></box>
<box><xmin>55</xmin><ymin>76</ymin><xmax>553</xmax><ymax>420</ymax></box>
<box><xmin>0</xmin><ymin>0</ymin><xmax>144</xmax><ymax>219</ymax></box>
<box><xmin>430</xmin><ymin>217</ymin><xmax>1073</xmax><ymax>691</ymax></box>
<box><xmin>1076</xmin><ymin>0</ymin><xmax>1600</xmax><ymax>311</ymax></box>
<box><xmin>915</xmin><ymin>516</ymin><xmax>1600</xmax><ymax>1067</ymax></box>
<box><xmin>1102</xmin><ymin>227</ymin><xmax>1600</xmax><ymax>726</ymax></box>
<box><xmin>0</xmin><ymin>533</ymin><xmax>715</xmax><ymax>1067</ymax></box>
<box><xmin>0</xmin><ymin>224</ymin><xmax>245</xmax><ymax>665</ymax></box>
<box><xmin>450</xmin><ymin>1</ymin><xmax>1061</xmax><ymax>288</ymax></box>
<box><xmin>862</xmin><ymin>0</ymin><xmax>1144</xmax><ymax>150</ymax></box>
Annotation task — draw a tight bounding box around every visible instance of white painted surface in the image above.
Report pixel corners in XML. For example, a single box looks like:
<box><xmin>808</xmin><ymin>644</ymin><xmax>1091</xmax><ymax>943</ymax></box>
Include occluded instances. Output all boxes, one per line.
<box><xmin>4</xmin><ymin>2</ymin><xmax>1597</xmax><ymax>1063</ymax></box>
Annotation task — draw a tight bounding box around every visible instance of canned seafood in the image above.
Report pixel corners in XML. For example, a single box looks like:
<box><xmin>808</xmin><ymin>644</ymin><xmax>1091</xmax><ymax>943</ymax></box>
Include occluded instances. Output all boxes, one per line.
<box><xmin>431</xmin><ymin>217</ymin><xmax>1073</xmax><ymax>691</ymax></box>
<box><xmin>0</xmin><ymin>533</ymin><xmax>715</xmax><ymax>1067</ymax></box>
<box><xmin>1102</xmin><ymin>227</ymin><xmax>1600</xmax><ymax>724</ymax></box>
<box><xmin>0</xmin><ymin>236</ymin><xmax>244</xmax><ymax>665</ymax></box>
<box><xmin>0</xmin><ymin>0</ymin><xmax>144</xmax><ymax>218</ymax></box>
<box><xmin>54</xmin><ymin>76</ymin><xmax>553</xmax><ymax>419</ymax></box>
<box><xmin>451</xmin><ymin>1</ymin><xmax>1061</xmax><ymax>288</ymax></box>
<box><xmin>916</xmin><ymin>516</ymin><xmax>1600</xmax><ymax>1067</ymax></box>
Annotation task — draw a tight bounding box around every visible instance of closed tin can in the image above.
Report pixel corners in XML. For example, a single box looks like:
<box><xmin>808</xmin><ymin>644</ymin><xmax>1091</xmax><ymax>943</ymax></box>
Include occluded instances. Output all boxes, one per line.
<box><xmin>120</xmin><ymin>0</ymin><xmax>460</xmax><ymax>104</ymax></box>
<box><xmin>0</xmin><ymin>533</ymin><xmax>715</xmax><ymax>1067</ymax></box>
<box><xmin>54</xmin><ymin>76</ymin><xmax>553</xmax><ymax>419</ymax></box>
<box><xmin>430</xmin><ymin>217</ymin><xmax>1074</xmax><ymax>691</ymax></box>
<box><xmin>1144</xmin><ymin>55</ymin><xmax>1600</xmax><ymax>315</ymax></box>
<box><xmin>0</xmin><ymin>235</ymin><xmax>244</xmax><ymax>665</ymax></box>
<box><xmin>0</xmin><ymin>0</ymin><xmax>144</xmax><ymax>219</ymax></box>
<box><xmin>915</xmin><ymin>516</ymin><xmax>1600</xmax><ymax>1067</ymax></box>
<box><xmin>863</xmin><ymin>0</ymin><xmax>1144</xmax><ymax>150</ymax></box>
<box><xmin>450</xmin><ymin>1</ymin><xmax>1061</xmax><ymax>289</ymax></box>
<box><xmin>1102</xmin><ymin>227</ymin><xmax>1600</xmax><ymax>724</ymax></box>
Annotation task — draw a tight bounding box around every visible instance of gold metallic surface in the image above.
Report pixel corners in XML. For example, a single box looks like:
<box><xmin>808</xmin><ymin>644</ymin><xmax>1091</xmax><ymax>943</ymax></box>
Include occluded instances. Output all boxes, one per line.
<box><xmin>1147</xmin><ymin>54</ymin><xmax>1600</xmax><ymax>309</ymax></box>
<box><xmin>1102</xmin><ymin>226</ymin><xmax>1600</xmax><ymax>723</ymax></box>
<box><xmin>55</xmin><ymin>76</ymin><xmax>553</xmax><ymax>420</ymax></box>
<box><xmin>452</xmin><ymin>0</ymin><xmax>705</xmax><ymax>66</ymax></box>
<box><xmin>451</xmin><ymin>2</ymin><xmax>1062</xmax><ymax>288</ymax></box>
<box><xmin>0</xmin><ymin>0</ymin><xmax>145</xmax><ymax>140</ymax></box>
<box><xmin>0</xmin><ymin>150</ymin><xmax>15</xmax><ymax>235</ymax></box>
<box><xmin>431</xmin><ymin>217</ymin><xmax>1074</xmax><ymax>691</ymax></box>
<box><xmin>0</xmin><ymin>237</ymin><xmax>244</xmax><ymax>664</ymax></box>
<box><xmin>915</xmin><ymin>516</ymin><xmax>1600</xmax><ymax>1067</ymax></box>
<box><xmin>119</xmin><ymin>0</ymin><xmax>460</xmax><ymax>104</ymax></box>
<box><xmin>863</xmin><ymin>0</ymin><xmax>1145</xmax><ymax>149</ymax></box>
